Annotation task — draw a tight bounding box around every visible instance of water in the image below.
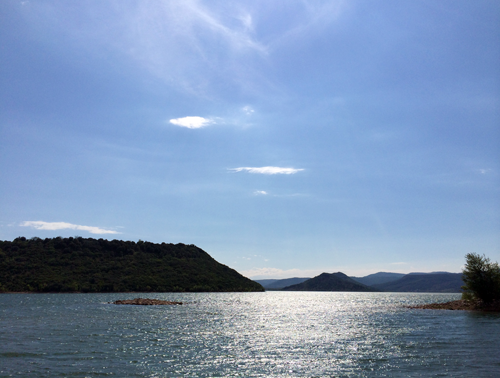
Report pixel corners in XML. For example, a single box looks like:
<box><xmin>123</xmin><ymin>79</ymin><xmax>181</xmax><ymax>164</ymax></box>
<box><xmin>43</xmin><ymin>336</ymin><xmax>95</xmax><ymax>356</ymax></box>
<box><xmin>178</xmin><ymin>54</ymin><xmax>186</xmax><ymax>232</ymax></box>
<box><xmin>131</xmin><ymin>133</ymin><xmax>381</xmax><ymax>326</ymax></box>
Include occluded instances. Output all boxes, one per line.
<box><xmin>1</xmin><ymin>292</ymin><xmax>499</xmax><ymax>377</ymax></box>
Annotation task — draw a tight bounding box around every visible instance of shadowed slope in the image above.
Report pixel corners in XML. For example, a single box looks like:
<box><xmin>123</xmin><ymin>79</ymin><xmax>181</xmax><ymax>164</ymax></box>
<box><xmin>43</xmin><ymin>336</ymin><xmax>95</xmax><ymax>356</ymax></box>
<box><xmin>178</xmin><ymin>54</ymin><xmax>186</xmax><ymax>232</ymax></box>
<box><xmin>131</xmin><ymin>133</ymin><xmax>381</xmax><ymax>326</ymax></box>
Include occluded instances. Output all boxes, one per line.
<box><xmin>351</xmin><ymin>272</ymin><xmax>405</xmax><ymax>286</ymax></box>
<box><xmin>373</xmin><ymin>273</ymin><xmax>463</xmax><ymax>293</ymax></box>
<box><xmin>282</xmin><ymin>272</ymin><xmax>379</xmax><ymax>292</ymax></box>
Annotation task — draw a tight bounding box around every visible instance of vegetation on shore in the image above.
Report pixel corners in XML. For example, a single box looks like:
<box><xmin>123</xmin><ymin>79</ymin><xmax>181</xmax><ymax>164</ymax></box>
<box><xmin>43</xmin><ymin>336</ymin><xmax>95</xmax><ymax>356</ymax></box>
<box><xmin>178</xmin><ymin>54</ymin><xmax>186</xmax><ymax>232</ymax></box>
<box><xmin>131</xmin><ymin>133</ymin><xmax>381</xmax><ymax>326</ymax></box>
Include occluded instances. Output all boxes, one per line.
<box><xmin>0</xmin><ymin>237</ymin><xmax>264</xmax><ymax>293</ymax></box>
<box><xmin>410</xmin><ymin>253</ymin><xmax>500</xmax><ymax>312</ymax></box>
<box><xmin>461</xmin><ymin>253</ymin><xmax>500</xmax><ymax>303</ymax></box>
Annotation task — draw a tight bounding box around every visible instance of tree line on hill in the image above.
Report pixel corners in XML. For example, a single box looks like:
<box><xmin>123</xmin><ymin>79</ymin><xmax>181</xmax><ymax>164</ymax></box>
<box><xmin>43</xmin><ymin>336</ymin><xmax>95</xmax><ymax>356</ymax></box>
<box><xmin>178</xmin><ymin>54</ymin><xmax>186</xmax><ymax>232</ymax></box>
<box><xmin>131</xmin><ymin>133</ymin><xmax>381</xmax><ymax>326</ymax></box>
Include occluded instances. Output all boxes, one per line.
<box><xmin>0</xmin><ymin>237</ymin><xmax>264</xmax><ymax>293</ymax></box>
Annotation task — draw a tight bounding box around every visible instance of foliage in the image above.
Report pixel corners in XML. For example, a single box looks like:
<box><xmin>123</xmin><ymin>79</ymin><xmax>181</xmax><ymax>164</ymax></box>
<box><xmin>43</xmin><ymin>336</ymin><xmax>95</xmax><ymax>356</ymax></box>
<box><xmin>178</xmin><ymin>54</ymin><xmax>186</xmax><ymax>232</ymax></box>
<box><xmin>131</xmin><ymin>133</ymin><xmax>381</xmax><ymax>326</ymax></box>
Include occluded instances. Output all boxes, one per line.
<box><xmin>0</xmin><ymin>237</ymin><xmax>263</xmax><ymax>293</ymax></box>
<box><xmin>461</xmin><ymin>253</ymin><xmax>500</xmax><ymax>302</ymax></box>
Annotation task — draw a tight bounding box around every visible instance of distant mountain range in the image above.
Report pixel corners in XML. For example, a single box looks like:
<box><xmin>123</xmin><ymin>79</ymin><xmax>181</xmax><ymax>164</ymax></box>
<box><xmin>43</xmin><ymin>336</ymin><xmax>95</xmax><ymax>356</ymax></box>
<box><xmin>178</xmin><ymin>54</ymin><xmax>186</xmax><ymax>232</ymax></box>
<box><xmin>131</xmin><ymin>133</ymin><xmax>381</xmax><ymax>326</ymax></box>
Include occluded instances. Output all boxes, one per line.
<box><xmin>350</xmin><ymin>272</ymin><xmax>406</xmax><ymax>286</ymax></box>
<box><xmin>372</xmin><ymin>273</ymin><xmax>463</xmax><ymax>293</ymax></box>
<box><xmin>282</xmin><ymin>272</ymin><xmax>379</xmax><ymax>292</ymax></box>
<box><xmin>256</xmin><ymin>271</ymin><xmax>463</xmax><ymax>293</ymax></box>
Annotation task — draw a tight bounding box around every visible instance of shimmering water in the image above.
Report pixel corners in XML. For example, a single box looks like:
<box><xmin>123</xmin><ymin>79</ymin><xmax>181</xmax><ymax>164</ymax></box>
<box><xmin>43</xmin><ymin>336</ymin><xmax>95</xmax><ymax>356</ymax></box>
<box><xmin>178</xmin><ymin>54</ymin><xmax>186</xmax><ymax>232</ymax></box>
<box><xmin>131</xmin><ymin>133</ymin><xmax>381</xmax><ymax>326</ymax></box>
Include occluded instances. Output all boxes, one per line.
<box><xmin>1</xmin><ymin>292</ymin><xmax>499</xmax><ymax>377</ymax></box>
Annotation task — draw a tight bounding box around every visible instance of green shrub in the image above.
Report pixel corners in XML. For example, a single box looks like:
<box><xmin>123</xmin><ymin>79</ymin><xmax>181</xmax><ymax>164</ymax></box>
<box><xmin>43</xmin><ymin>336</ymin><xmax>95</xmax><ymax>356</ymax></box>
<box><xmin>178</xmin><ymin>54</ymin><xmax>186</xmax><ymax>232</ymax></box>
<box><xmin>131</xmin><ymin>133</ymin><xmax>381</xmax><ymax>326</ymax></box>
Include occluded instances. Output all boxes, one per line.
<box><xmin>461</xmin><ymin>253</ymin><xmax>500</xmax><ymax>302</ymax></box>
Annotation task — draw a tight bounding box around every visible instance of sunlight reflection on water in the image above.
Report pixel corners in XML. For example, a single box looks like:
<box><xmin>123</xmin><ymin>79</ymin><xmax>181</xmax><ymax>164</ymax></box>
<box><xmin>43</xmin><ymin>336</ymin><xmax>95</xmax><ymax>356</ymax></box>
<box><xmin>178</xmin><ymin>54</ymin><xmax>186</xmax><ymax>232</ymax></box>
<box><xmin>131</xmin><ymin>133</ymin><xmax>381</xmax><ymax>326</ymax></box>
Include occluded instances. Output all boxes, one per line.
<box><xmin>1</xmin><ymin>292</ymin><xmax>499</xmax><ymax>377</ymax></box>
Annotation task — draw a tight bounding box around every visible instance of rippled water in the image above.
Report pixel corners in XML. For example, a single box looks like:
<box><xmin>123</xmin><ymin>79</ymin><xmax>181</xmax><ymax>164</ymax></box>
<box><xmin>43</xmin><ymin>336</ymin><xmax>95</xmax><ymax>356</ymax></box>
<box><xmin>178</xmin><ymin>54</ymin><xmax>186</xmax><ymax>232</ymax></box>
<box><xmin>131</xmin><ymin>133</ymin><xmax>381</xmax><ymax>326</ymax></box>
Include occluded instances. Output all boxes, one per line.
<box><xmin>1</xmin><ymin>292</ymin><xmax>499</xmax><ymax>377</ymax></box>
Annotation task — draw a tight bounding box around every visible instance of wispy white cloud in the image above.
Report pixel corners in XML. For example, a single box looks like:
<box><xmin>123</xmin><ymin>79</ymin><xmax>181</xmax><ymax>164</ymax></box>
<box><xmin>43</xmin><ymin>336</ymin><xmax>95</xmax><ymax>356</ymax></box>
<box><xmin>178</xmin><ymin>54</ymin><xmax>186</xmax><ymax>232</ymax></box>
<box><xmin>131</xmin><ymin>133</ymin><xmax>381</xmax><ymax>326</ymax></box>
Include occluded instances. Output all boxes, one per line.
<box><xmin>265</xmin><ymin>1</ymin><xmax>347</xmax><ymax>49</ymax></box>
<box><xmin>113</xmin><ymin>1</ymin><xmax>268</xmax><ymax>96</ymax></box>
<box><xmin>242</xmin><ymin>105</ymin><xmax>254</xmax><ymax>115</ymax></box>
<box><xmin>24</xmin><ymin>1</ymin><xmax>348</xmax><ymax>97</ymax></box>
<box><xmin>254</xmin><ymin>190</ymin><xmax>268</xmax><ymax>195</ymax></box>
<box><xmin>238</xmin><ymin>13</ymin><xmax>254</xmax><ymax>32</ymax></box>
<box><xmin>230</xmin><ymin>166</ymin><xmax>304</xmax><ymax>175</ymax></box>
<box><xmin>169</xmin><ymin>116</ymin><xmax>213</xmax><ymax>129</ymax></box>
<box><xmin>20</xmin><ymin>221</ymin><xmax>119</xmax><ymax>235</ymax></box>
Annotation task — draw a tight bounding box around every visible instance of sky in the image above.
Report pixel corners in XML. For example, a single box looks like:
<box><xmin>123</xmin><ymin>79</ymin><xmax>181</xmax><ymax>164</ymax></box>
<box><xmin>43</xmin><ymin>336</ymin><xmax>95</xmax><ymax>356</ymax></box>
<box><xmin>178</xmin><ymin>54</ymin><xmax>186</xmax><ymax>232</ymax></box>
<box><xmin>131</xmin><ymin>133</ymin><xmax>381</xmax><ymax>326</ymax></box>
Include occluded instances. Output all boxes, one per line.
<box><xmin>1</xmin><ymin>0</ymin><xmax>499</xmax><ymax>279</ymax></box>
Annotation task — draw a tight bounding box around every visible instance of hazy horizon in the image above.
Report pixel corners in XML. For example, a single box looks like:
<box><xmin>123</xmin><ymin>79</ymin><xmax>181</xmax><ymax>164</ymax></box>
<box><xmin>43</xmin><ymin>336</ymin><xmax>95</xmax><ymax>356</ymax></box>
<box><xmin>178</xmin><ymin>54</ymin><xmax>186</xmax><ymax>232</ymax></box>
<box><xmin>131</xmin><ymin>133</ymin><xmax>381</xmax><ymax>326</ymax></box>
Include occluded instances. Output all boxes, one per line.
<box><xmin>247</xmin><ymin>268</ymin><xmax>461</xmax><ymax>280</ymax></box>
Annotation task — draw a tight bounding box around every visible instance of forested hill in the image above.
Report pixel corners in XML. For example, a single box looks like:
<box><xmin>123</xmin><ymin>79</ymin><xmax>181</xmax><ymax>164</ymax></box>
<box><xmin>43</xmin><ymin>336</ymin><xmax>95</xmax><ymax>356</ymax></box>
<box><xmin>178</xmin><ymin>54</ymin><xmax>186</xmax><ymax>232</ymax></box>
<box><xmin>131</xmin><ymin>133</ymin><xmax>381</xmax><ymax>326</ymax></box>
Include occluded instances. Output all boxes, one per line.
<box><xmin>0</xmin><ymin>237</ymin><xmax>264</xmax><ymax>293</ymax></box>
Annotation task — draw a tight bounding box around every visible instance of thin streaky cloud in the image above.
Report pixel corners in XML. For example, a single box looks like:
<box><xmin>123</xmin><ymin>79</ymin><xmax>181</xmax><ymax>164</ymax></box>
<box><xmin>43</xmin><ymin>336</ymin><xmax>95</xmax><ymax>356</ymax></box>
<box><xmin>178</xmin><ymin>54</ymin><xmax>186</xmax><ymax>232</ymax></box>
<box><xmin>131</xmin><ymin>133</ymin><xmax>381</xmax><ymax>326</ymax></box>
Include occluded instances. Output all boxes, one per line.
<box><xmin>169</xmin><ymin>116</ymin><xmax>212</xmax><ymax>129</ymax></box>
<box><xmin>254</xmin><ymin>190</ymin><xmax>268</xmax><ymax>195</ymax></box>
<box><xmin>230</xmin><ymin>166</ymin><xmax>304</xmax><ymax>175</ymax></box>
<box><xmin>21</xmin><ymin>221</ymin><xmax>119</xmax><ymax>235</ymax></box>
<box><xmin>266</xmin><ymin>1</ymin><xmax>347</xmax><ymax>50</ymax></box>
<box><xmin>114</xmin><ymin>1</ymin><xmax>268</xmax><ymax>95</ymax></box>
<box><xmin>184</xmin><ymin>1</ymin><xmax>265</xmax><ymax>53</ymax></box>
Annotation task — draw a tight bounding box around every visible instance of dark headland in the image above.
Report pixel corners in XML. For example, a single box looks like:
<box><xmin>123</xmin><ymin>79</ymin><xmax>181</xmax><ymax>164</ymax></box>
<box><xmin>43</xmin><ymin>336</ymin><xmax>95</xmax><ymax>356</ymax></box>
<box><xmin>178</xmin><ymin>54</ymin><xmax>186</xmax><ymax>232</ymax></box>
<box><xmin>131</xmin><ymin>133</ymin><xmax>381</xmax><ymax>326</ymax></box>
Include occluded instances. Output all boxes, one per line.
<box><xmin>0</xmin><ymin>237</ymin><xmax>264</xmax><ymax>293</ymax></box>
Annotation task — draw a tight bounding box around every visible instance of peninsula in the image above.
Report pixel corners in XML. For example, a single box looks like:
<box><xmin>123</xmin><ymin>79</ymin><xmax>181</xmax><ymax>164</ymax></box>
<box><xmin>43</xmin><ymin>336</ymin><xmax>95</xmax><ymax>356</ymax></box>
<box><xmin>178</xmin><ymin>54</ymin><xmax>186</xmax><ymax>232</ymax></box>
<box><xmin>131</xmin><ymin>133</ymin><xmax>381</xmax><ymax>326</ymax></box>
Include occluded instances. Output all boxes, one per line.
<box><xmin>0</xmin><ymin>237</ymin><xmax>264</xmax><ymax>293</ymax></box>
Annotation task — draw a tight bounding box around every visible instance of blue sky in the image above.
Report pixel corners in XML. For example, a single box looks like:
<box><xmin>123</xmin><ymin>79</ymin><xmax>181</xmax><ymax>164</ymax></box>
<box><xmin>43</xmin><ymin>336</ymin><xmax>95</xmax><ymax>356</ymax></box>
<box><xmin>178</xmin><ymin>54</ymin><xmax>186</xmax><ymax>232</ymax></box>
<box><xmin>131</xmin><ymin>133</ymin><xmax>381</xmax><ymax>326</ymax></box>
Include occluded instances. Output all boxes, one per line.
<box><xmin>1</xmin><ymin>0</ymin><xmax>499</xmax><ymax>278</ymax></box>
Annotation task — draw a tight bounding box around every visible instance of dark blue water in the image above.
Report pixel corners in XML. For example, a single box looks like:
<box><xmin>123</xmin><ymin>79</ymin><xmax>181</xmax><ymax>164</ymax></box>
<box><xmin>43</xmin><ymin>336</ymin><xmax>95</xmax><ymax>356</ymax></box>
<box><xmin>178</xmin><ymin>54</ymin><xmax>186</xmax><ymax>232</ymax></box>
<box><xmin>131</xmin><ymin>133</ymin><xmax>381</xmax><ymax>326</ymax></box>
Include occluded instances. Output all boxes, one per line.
<box><xmin>1</xmin><ymin>292</ymin><xmax>499</xmax><ymax>377</ymax></box>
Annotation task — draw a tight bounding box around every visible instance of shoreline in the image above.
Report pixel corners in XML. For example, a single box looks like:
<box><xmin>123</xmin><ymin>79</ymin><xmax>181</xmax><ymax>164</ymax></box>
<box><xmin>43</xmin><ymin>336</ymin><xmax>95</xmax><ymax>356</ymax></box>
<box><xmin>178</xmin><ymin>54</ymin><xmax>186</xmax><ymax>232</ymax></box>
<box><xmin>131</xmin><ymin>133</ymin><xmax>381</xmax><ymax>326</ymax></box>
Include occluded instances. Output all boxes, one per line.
<box><xmin>408</xmin><ymin>299</ymin><xmax>500</xmax><ymax>312</ymax></box>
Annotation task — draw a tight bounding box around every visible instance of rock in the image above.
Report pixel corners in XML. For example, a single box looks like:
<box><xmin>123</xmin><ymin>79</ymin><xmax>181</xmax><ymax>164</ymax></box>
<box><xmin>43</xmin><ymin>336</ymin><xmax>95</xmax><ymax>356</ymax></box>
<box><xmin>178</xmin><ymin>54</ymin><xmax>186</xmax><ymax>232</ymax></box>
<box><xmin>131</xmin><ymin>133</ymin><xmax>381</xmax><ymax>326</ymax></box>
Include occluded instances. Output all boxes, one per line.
<box><xmin>112</xmin><ymin>298</ymin><xmax>183</xmax><ymax>305</ymax></box>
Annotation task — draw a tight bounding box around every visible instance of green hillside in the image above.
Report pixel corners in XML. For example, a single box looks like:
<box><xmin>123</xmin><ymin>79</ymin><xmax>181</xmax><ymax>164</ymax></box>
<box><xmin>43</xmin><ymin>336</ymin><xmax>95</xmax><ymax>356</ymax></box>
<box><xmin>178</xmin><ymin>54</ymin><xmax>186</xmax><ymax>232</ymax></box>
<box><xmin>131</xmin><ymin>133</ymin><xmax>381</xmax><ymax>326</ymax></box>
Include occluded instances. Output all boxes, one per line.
<box><xmin>0</xmin><ymin>237</ymin><xmax>263</xmax><ymax>293</ymax></box>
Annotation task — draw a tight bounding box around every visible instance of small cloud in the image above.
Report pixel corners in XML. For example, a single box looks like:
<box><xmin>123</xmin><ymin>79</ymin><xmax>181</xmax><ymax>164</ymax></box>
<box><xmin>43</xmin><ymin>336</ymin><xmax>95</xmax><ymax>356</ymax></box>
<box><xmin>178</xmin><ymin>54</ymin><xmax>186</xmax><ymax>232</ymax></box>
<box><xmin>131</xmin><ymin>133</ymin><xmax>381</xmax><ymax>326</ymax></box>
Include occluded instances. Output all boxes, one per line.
<box><xmin>479</xmin><ymin>168</ymin><xmax>492</xmax><ymax>174</ymax></box>
<box><xmin>254</xmin><ymin>190</ymin><xmax>268</xmax><ymax>195</ymax></box>
<box><xmin>239</xmin><ymin>13</ymin><xmax>254</xmax><ymax>32</ymax></box>
<box><xmin>229</xmin><ymin>166</ymin><xmax>304</xmax><ymax>175</ymax></box>
<box><xmin>169</xmin><ymin>116</ymin><xmax>213</xmax><ymax>129</ymax></box>
<box><xmin>242</xmin><ymin>106</ymin><xmax>254</xmax><ymax>115</ymax></box>
<box><xmin>20</xmin><ymin>221</ymin><xmax>119</xmax><ymax>235</ymax></box>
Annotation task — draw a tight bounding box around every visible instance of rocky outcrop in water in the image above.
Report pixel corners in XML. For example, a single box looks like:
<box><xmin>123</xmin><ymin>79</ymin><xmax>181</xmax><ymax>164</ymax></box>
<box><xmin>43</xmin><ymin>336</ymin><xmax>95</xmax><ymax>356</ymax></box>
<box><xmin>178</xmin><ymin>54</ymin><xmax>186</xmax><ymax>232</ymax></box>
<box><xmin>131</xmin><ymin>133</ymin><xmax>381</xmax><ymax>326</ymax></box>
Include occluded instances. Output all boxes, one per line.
<box><xmin>113</xmin><ymin>298</ymin><xmax>183</xmax><ymax>305</ymax></box>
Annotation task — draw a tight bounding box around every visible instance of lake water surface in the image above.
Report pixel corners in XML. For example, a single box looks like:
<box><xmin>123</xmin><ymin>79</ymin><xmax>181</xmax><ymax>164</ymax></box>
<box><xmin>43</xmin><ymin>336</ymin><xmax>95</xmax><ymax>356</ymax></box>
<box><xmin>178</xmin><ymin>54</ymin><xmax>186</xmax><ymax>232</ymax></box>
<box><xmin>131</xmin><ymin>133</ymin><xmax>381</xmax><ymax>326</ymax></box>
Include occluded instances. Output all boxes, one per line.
<box><xmin>1</xmin><ymin>292</ymin><xmax>499</xmax><ymax>377</ymax></box>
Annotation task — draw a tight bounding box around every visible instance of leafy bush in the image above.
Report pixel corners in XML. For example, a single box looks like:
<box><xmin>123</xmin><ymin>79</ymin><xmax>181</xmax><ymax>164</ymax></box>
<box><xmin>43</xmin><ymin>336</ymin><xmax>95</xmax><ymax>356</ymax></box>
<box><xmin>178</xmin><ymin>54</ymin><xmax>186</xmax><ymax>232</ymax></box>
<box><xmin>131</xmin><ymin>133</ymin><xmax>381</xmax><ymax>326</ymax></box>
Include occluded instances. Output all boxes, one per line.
<box><xmin>461</xmin><ymin>253</ymin><xmax>500</xmax><ymax>302</ymax></box>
